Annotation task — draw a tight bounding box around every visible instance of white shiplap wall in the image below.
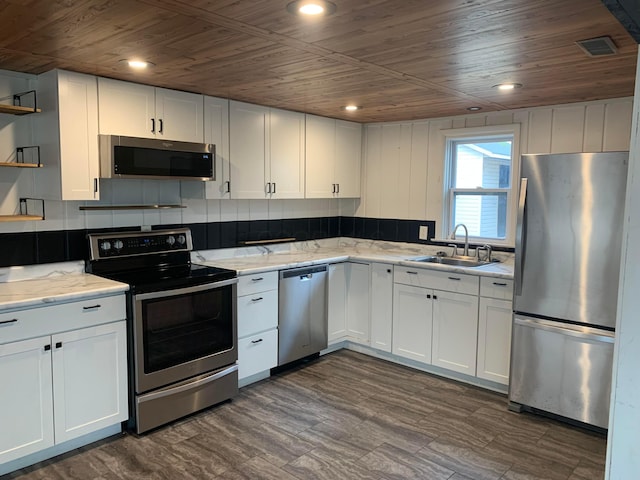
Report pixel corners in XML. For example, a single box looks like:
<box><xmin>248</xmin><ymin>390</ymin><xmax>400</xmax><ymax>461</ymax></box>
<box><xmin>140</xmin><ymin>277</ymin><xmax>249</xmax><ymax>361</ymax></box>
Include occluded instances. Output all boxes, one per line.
<box><xmin>350</xmin><ymin>98</ymin><xmax>633</xmax><ymax>239</ymax></box>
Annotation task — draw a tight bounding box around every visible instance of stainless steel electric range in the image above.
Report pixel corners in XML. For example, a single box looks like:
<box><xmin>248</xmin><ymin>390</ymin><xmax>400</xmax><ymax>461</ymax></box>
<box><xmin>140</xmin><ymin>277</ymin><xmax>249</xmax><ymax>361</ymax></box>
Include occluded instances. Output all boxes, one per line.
<box><xmin>86</xmin><ymin>228</ymin><xmax>238</xmax><ymax>434</ymax></box>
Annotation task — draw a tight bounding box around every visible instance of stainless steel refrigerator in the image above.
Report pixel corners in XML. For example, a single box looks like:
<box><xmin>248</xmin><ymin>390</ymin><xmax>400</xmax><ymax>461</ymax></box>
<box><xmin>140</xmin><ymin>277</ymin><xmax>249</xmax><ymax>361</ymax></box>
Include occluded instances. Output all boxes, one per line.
<box><xmin>509</xmin><ymin>151</ymin><xmax>628</xmax><ymax>429</ymax></box>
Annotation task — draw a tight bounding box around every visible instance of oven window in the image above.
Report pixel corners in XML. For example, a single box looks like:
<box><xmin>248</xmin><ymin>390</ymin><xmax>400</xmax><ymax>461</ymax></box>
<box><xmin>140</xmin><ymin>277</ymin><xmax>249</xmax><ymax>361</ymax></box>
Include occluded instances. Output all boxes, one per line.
<box><xmin>141</xmin><ymin>285</ymin><xmax>233</xmax><ymax>373</ymax></box>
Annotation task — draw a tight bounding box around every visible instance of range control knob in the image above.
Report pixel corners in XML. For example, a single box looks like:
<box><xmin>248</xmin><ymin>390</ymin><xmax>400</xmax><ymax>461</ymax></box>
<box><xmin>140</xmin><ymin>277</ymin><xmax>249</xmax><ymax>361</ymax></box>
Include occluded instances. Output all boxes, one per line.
<box><xmin>113</xmin><ymin>240</ymin><xmax>124</xmax><ymax>250</ymax></box>
<box><xmin>177</xmin><ymin>234</ymin><xmax>186</xmax><ymax>245</ymax></box>
<box><xmin>100</xmin><ymin>241</ymin><xmax>111</xmax><ymax>251</ymax></box>
<box><xmin>166</xmin><ymin>235</ymin><xmax>176</xmax><ymax>246</ymax></box>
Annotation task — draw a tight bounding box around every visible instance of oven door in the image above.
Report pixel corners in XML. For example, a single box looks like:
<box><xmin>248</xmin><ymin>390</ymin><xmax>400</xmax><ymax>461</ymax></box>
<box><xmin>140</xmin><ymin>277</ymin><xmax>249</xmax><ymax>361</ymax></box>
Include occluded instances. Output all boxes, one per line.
<box><xmin>132</xmin><ymin>278</ymin><xmax>237</xmax><ymax>394</ymax></box>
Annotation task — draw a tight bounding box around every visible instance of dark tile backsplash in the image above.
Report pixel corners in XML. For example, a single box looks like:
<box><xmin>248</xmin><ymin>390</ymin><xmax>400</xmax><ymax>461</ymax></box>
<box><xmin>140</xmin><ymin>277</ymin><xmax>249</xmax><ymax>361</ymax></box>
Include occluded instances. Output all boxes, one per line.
<box><xmin>0</xmin><ymin>216</ymin><xmax>444</xmax><ymax>268</ymax></box>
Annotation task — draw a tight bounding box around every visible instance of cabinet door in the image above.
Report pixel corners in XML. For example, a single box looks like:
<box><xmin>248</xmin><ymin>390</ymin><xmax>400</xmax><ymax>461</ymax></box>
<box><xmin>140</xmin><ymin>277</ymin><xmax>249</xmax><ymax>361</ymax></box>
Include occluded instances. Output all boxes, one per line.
<box><xmin>229</xmin><ymin>101</ymin><xmax>269</xmax><ymax>199</ymax></box>
<box><xmin>392</xmin><ymin>284</ymin><xmax>432</xmax><ymax>363</ymax></box>
<box><xmin>305</xmin><ymin>114</ymin><xmax>336</xmax><ymax>198</ymax></box>
<box><xmin>370</xmin><ymin>263</ymin><xmax>393</xmax><ymax>352</ymax></box>
<box><xmin>477</xmin><ymin>298</ymin><xmax>512</xmax><ymax>385</ymax></box>
<box><xmin>335</xmin><ymin>119</ymin><xmax>362</xmax><ymax>197</ymax></box>
<box><xmin>432</xmin><ymin>290</ymin><xmax>479</xmax><ymax>375</ymax></box>
<box><xmin>182</xmin><ymin>96</ymin><xmax>230</xmax><ymax>200</ymax></box>
<box><xmin>98</xmin><ymin>78</ymin><xmax>155</xmax><ymax>138</ymax></box>
<box><xmin>155</xmin><ymin>88</ymin><xmax>204</xmax><ymax>143</ymax></box>
<box><xmin>327</xmin><ymin>263</ymin><xmax>347</xmax><ymax>343</ymax></box>
<box><xmin>346</xmin><ymin>262</ymin><xmax>370</xmax><ymax>344</ymax></box>
<box><xmin>58</xmin><ymin>70</ymin><xmax>100</xmax><ymax>200</ymax></box>
<box><xmin>0</xmin><ymin>336</ymin><xmax>54</xmax><ymax>464</ymax></box>
<box><xmin>52</xmin><ymin>322</ymin><xmax>128</xmax><ymax>444</ymax></box>
<box><xmin>269</xmin><ymin>108</ymin><xmax>305</xmax><ymax>199</ymax></box>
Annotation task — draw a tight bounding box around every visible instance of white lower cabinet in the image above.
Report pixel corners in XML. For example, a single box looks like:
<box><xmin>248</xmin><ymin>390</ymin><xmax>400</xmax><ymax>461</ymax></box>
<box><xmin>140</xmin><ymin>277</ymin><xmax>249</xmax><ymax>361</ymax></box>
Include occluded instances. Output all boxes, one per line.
<box><xmin>431</xmin><ymin>290</ymin><xmax>479</xmax><ymax>375</ymax></box>
<box><xmin>237</xmin><ymin>272</ymin><xmax>279</xmax><ymax>385</ymax></box>
<box><xmin>0</xmin><ymin>296</ymin><xmax>127</xmax><ymax>469</ymax></box>
<box><xmin>327</xmin><ymin>262</ymin><xmax>371</xmax><ymax>345</ymax></box>
<box><xmin>477</xmin><ymin>277</ymin><xmax>514</xmax><ymax>385</ymax></box>
<box><xmin>392</xmin><ymin>284</ymin><xmax>433</xmax><ymax>363</ymax></box>
<box><xmin>370</xmin><ymin>263</ymin><xmax>393</xmax><ymax>352</ymax></box>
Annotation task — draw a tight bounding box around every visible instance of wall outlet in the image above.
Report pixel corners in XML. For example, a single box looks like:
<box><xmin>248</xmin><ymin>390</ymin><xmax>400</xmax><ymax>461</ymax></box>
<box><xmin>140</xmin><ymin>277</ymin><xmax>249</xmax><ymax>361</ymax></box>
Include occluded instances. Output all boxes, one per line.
<box><xmin>418</xmin><ymin>225</ymin><xmax>429</xmax><ymax>240</ymax></box>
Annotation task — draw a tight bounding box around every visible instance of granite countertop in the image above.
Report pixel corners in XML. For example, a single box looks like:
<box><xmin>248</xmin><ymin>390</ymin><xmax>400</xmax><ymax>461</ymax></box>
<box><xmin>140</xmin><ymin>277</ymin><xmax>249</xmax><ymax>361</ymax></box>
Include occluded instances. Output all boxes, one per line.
<box><xmin>194</xmin><ymin>238</ymin><xmax>514</xmax><ymax>280</ymax></box>
<box><xmin>0</xmin><ymin>261</ymin><xmax>129</xmax><ymax>313</ymax></box>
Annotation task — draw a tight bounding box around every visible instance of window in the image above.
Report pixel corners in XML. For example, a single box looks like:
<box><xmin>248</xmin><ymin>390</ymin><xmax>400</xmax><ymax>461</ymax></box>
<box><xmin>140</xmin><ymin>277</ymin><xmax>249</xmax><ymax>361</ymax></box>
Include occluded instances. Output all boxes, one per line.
<box><xmin>443</xmin><ymin>125</ymin><xmax>520</xmax><ymax>246</ymax></box>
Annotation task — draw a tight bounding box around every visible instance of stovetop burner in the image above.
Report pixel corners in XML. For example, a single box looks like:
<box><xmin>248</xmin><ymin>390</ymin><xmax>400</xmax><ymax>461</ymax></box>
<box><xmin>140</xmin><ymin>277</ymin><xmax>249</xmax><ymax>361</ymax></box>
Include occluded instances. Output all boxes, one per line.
<box><xmin>85</xmin><ymin>228</ymin><xmax>236</xmax><ymax>293</ymax></box>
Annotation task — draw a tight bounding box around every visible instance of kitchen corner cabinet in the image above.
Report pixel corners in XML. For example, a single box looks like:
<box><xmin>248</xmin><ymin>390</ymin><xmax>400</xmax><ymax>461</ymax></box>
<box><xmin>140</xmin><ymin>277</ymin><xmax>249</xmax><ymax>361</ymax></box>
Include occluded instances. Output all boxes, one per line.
<box><xmin>181</xmin><ymin>96</ymin><xmax>231</xmax><ymax>200</ymax></box>
<box><xmin>0</xmin><ymin>295</ymin><xmax>128</xmax><ymax>466</ymax></box>
<box><xmin>370</xmin><ymin>263</ymin><xmax>393</xmax><ymax>352</ymax></box>
<box><xmin>237</xmin><ymin>272</ymin><xmax>279</xmax><ymax>385</ymax></box>
<box><xmin>327</xmin><ymin>262</ymin><xmax>371</xmax><ymax>345</ymax></box>
<box><xmin>35</xmin><ymin>69</ymin><xmax>100</xmax><ymax>200</ymax></box>
<box><xmin>305</xmin><ymin>114</ymin><xmax>362</xmax><ymax>198</ymax></box>
<box><xmin>477</xmin><ymin>277</ymin><xmax>514</xmax><ymax>385</ymax></box>
<box><xmin>228</xmin><ymin>101</ymin><xmax>304</xmax><ymax>199</ymax></box>
<box><xmin>97</xmin><ymin>78</ymin><xmax>204</xmax><ymax>143</ymax></box>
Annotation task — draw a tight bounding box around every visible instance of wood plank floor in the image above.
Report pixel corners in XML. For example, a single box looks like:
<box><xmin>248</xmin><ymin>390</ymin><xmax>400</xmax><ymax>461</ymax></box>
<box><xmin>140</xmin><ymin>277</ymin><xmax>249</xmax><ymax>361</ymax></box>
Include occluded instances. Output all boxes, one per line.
<box><xmin>6</xmin><ymin>350</ymin><xmax>606</xmax><ymax>480</ymax></box>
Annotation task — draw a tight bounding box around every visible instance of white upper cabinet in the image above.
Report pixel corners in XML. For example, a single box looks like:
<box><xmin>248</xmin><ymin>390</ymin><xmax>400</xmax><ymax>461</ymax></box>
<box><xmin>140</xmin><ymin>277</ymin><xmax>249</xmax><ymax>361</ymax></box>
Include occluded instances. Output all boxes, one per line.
<box><xmin>306</xmin><ymin>114</ymin><xmax>362</xmax><ymax>198</ymax></box>
<box><xmin>229</xmin><ymin>101</ymin><xmax>305</xmax><ymax>199</ymax></box>
<box><xmin>36</xmin><ymin>69</ymin><xmax>100</xmax><ymax>200</ymax></box>
<box><xmin>98</xmin><ymin>78</ymin><xmax>204</xmax><ymax>143</ymax></box>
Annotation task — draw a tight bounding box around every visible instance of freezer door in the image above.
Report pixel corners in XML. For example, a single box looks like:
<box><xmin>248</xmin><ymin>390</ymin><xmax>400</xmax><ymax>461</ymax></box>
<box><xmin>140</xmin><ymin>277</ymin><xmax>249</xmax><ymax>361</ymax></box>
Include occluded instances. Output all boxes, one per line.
<box><xmin>509</xmin><ymin>315</ymin><xmax>614</xmax><ymax>428</ymax></box>
<box><xmin>515</xmin><ymin>152</ymin><xmax>627</xmax><ymax>328</ymax></box>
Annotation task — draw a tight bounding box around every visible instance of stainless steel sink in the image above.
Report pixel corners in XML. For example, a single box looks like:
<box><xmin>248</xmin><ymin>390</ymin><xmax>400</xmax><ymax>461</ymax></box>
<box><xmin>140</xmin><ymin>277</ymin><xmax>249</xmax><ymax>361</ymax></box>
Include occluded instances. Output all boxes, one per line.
<box><xmin>408</xmin><ymin>256</ymin><xmax>492</xmax><ymax>268</ymax></box>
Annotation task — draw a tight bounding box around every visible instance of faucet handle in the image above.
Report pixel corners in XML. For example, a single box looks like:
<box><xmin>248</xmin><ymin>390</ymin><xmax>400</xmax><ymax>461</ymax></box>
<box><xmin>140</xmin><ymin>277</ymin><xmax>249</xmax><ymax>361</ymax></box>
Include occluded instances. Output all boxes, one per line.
<box><xmin>447</xmin><ymin>243</ymin><xmax>458</xmax><ymax>257</ymax></box>
<box><xmin>476</xmin><ymin>244</ymin><xmax>492</xmax><ymax>261</ymax></box>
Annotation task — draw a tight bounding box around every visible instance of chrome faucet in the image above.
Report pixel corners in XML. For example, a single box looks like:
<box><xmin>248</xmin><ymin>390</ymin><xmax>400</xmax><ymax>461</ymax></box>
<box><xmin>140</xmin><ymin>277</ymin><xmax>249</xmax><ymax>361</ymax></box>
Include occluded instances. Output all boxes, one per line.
<box><xmin>451</xmin><ymin>223</ymin><xmax>469</xmax><ymax>257</ymax></box>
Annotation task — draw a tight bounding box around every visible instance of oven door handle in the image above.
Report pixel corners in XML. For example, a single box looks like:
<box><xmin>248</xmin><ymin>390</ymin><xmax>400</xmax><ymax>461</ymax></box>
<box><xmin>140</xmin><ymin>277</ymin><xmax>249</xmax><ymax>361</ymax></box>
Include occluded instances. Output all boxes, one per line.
<box><xmin>137</xmin><ymin>364</ymin><xmax>239</xmax><ymax>404</ymax></box>
<box><xmin>134</xmin><ymin>277</ymin><xmax>238</xmax><ymax>301</ymax></box>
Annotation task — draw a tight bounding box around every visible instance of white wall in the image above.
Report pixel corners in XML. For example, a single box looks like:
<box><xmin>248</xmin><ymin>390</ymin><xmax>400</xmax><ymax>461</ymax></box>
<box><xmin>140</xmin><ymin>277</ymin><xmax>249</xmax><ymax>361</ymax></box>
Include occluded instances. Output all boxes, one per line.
<box><xmin>606</xmin><ymin>48</ymin><xmax>640</xmax><ymax>480</ymax></box>
<box><xmin>350</xmin><ymin>98</ymin><xmax>634</xmax><ymax>239</ymax></box>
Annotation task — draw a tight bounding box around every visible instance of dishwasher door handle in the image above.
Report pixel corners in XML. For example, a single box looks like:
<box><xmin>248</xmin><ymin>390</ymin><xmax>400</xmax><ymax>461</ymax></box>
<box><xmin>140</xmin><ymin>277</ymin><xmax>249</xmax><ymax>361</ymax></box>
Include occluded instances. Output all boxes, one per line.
<box><xmin>299</xmin><ymin>274</ymin><xmax>312</xmax><ymax>281</ymax></box>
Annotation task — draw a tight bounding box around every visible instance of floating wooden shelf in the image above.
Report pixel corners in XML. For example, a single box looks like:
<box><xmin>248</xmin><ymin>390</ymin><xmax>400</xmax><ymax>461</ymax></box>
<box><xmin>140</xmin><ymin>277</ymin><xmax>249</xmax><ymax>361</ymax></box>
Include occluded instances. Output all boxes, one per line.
<box><xmin>79</xmin><ymin>204</ymin><xmax>186</xmax><ymax>211</ymax></box>
<box><xmin>0</xmin><ymin>214</ymin><xmax>44</xmax><ymax>222</ymax></box>
<box><xmin>0</xmin><ymin>162</ymin><xmax>42</xmax><ymax>168</ymax></box>
<box><xmin>0</xmin><ymin>104</ymin><xmax>41</xmax><ymax>115</ymax></box>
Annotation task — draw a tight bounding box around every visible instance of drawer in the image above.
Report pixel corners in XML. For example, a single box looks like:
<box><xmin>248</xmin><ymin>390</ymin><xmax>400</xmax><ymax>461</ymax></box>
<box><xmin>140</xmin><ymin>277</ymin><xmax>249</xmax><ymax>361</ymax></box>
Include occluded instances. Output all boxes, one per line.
<box><xmin>0</xmin><ymin>294</ymin><xmax>126</xmax><ymax>345</ymax></box>
<box><xmin>237</xmin><ymin>289</ymin><xmax>279</xmax><ymax>338</ymax></box>
<box><xmin>238</xmin><ymin>328</ymin><xmax>278</xmax><ymax>380</ymax></box>
<box><xmin>480</xmin><ymin>277</ymin><xmax>514</xmax><ymax>300</ymax></box>
<box><xmin>237</xmin><ymin>271</ymin><xmax>278</xmax><ymax>297</ymax></box>
<box><xmin>394</xmin><ymin>267</ymin><xmax>479</xmax><ymax>295</ymax></box>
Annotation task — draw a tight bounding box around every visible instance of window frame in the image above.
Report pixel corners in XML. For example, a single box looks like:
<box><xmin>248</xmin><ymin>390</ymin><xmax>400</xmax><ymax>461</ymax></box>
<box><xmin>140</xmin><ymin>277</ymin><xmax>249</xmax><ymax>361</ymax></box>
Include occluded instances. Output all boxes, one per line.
<box><xmin>441</xmin><ymin>124</ymin><xmax>521</xmax><ymax>248</ymax></box>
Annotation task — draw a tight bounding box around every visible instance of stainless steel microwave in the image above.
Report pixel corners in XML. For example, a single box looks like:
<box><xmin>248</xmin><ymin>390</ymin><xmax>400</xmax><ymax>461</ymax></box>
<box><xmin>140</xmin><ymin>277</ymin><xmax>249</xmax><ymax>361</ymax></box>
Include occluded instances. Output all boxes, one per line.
<box><xmin>99</xmin><ymin>135</ymin><xmax>215</xmax><ymax>181</ymax></box>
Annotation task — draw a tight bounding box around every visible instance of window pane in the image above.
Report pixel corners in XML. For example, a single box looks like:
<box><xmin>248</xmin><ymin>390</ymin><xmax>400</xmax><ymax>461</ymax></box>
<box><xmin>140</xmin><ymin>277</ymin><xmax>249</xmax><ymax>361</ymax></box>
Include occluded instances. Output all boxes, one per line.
<box><xmin>452</xmin><ymin>192</ymin><xmax>508</xmax><ymax>239</ymax></box>
<box><xmin>453</xmin><ymin>140</ymin><xmax>512</xmax><ymax>189</ymax></box>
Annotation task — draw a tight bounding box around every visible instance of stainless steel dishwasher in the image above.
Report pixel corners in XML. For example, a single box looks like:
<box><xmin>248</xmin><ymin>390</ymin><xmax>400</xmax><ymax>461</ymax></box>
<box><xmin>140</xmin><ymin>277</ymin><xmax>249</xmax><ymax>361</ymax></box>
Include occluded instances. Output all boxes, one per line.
<box><xmin>278</xmin><ymin>265</ymin><xmax>328</xmax><ymax>366</ymax></box>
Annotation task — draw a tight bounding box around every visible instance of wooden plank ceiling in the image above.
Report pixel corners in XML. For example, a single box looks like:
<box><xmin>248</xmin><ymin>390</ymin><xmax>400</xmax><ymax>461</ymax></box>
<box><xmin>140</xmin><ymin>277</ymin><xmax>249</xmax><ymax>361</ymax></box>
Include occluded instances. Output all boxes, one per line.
<box><xmin>0</xmin><ymin>0</ymin><xmax>636</xmax><ymax>122</ymax></box>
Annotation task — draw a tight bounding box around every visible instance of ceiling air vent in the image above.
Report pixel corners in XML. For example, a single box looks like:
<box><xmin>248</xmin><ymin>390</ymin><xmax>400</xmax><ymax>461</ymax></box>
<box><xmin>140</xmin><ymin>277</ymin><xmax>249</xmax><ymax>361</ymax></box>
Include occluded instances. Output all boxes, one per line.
<box><xmin>576</xmin><ymin>36</ymin><xmax>618</xmax><ymax>57</ymax></box>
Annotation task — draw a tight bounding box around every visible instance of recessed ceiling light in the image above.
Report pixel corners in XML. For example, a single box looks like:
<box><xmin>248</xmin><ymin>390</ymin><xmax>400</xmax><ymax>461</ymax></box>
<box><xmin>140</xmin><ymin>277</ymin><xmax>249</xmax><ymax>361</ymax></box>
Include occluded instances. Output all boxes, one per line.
<box><xmin>467</xmin><ymin>106</ymin><xmax>482</xmax><ymax>111</ymax></box>
<box><xmin>342</xmin><ymin>105</ymin><xmax>361</xmax><ymax>111</ymax></box>
<box><xmin>286</xmin><ymin>0</ymin><xmax>337</xmax><ymax>16</ymax></box>
<box><xmin>493</xmin><ymin>83</ymin><xmax>523</xmax><ymax>91</ymax></box>
<box><xmin>120</xmin><ymin>59</ymin><xmax>155</xmax><ymax>70</ymax></box>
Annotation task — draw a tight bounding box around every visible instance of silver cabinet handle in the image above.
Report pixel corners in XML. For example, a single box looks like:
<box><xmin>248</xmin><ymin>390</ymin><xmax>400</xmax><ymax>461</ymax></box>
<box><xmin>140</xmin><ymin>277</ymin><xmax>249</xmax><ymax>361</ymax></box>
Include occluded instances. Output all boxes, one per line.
<box><xmin>493</xmin><ymin>282</ymin><xmax>508</xmax><ymax>287</ymax></box>
<box><xmin>251</xmin><ymin>338</ymin><xmax>263</xmax><ymax>344</ymax></box>
<box><xmin>83</xmin><ymin>304</ymin><xmax>101</xmax><ymax>311</ymax></box>
<box><xmin>272</xmin><ymin>182</ymin><xmax>276</xmax><ymax>194</ymax></box>
<box><xmin>0</xmin><ymin>318</ymin><xmax>18</xmax><ymax>326</ymax></box>
<box><xmin>266</xmin><ymin>183</ymin><xmax>271</xmax><ymax>194</ymax></box>
<box><xmin>251</xmin><ymin>297</ymin><xmax>263</xmax><ymax>302</ymax></box>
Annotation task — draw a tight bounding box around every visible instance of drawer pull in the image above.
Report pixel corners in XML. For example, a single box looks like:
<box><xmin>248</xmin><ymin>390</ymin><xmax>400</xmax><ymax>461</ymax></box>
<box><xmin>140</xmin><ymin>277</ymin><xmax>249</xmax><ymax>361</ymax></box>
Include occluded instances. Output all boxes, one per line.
<box><xmin>251</xmin><ymin>338</ymin><xmax>263</xmax><ymax>344</ymax></box>
<box><xmin>493</xmin><ymin>282</ymin><xmax>508</xmax><ymax>287</ymax></box>
<box><xmin>55</xmin><ymin>342</ymin><xmax>62</xmax><ymax>349</ymax></box>
<box><xmin>406</xmin><ymin>271</ymin><xmax>418</xmax><ymax>275</ymax></box>
<box><xmin>251</xmin><ymin>297</ymin><xmax>264</xmax><ymax>302</ymax></box>
<box><xmin>0</xmin><ymin>318</ymin><xmax>18</xmax><ymax>326</ymax></box>
<box><xmin>83</xmin><ymin>304</ymin><xmax>101</xmax><ymax>311</ymax></box>
<box><xmin>251</xmin><ymin>277</ymin><xmax>264</xmax><ymax>282</ymax></box>
<box><xmin>448</xmin><ymin>277</ymin><xmax>461</xmax><ymax>281</ymax></box>
<box><xmin>44</xmin><ymin>344</ymin><xmax>51</xmax><ymax>352</ymax></box>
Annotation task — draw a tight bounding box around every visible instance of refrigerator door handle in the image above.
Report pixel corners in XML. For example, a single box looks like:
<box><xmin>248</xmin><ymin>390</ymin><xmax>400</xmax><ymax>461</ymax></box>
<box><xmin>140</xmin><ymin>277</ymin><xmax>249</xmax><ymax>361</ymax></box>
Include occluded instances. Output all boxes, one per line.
<box><xmin>514</xmin><ymin>317</ymin><xmax>615</xmax><ymax>344</ymax></box>
<box><xmin>515</xmin><ymin>177</ymin><xmax>528</xmax><ymax>296</ymax></box>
